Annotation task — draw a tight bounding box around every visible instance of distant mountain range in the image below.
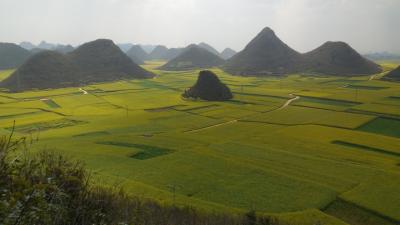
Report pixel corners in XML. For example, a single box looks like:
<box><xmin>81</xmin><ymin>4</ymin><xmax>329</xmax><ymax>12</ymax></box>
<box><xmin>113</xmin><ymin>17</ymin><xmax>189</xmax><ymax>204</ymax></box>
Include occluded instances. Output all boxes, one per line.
<box><xmin>19</xmin><ymin>41</ymin><xmax>75</xmax><ymax>54</ymax></box>
<box><xmin>126</xmin><ymin>45</ymin><xmax>149</xmax><ymax>65</ymax></box>
<box><xmin>0</xmin><ymin>41</ymin><xmax>85</xmax><ymax>70</ymax></box>
<box><xmin>220</xmin><ymin>48</ymin><xmax>237</xmax><ymax>60</ymax></box>
<box><xmin>1</xmin><ymin>39</ymin><xmax>154</xmax><ymax>92</ymax></box>
<box><xmin>117</xmin><ymin>43</ymin><xmax>134</xmax><ymax>52</ymax></box>
<box><xmin>2</xmin><ymin>29</ymin><xmax>386</xmax><ymax>79</ymax></box>
<box><xmin>363</xmin><ymin>52</ymin><xmax>400</xmax><ymax>61</ymax></box>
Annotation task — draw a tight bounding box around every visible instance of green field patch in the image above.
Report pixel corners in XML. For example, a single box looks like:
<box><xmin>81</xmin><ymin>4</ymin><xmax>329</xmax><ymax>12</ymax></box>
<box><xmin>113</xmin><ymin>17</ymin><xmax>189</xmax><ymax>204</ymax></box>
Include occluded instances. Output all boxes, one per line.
<box><xmin>97</xmin><ymin>141</ymin><xmax>174</xmax><ymax>160</ymax></box>
<box><xmin>91</xmin><ymin>88</ymin><xmax>151</xmax><ymax>96</ymax></box>
<box><xmin>15</xmin><ymin>92</ymin><xmax>82</xmax><ymax>101</ymax></box>
<box><xmin>244</xmin><ymin>106</ymin><xmax>373</xmax><ymax>129</ymax></box>
<box><xmin>349</xmin><ymin>104</ymin><xmax>400</xmax><ymax>118</ymax></box>
<box><xmin>345</xmin><ymin>85</ymin><xmax>388</xmax><ymax>90</ymax></box>
<box><xmin>0</xmin><ymin>94</ymin><xmax>18</xmax><ymax>101</ymax></box>
<box><xmin>332</xmin><ymin>140</ymin><xmax>400</xmax><ymax>158</ymax></box>
<box><xmin>297</xmin><ymin>96</ymin><xmax>360</xmax><ymax>107</ymax></box>
<box><xmin>201</xmin><ymin>107</ymin><xmax>257</xmax><ymax>120</ymax></box>
<box><xmin>341</xmin><ymin>173</ymin><xmax>400</xmax><ymax>222</ymax></box>
<box><xmin>387</xmin><ymin>96</ymin><xmax>400</xmax><ymax>103</ymax></box>
<box><xmin>357</xmin><ymin>117</ymin><xmax>400</xmax><ymax>138</ymax></box>
<box><xmin>139</xmin><ymin>80</ymin><xmax>181</xmax><ymax>91</ymax></box>
<box><xmin>7</xmin><ymin>119</ymin><xmax>86</xmax><ymax>133</ymax></box>
<box><xmin>0</xmin><ymin>111</ymin><xmax>41</xmax><ymax>120</ymax></box>
<box><xmin>144</xmin><ymin>105</ymin><xmax>186</xmax><ymax>112</ymax></box>
<box><xmin>73</xmin><ymin>131</ymin><xmax>110</xmax><ymax>137</ymax></box>
<box><xmin>227</xmin><ymin>84</ymin><xmax>258</xmax><ymax>87</ymax></box>
<box><xmin>41</xmin><ymin>99</ymin><xmax>61</xmax><ymax>108</ymax></box>
<box><xmin>320</xmin><ymin>78</ymin><xmax>361</xmax><ymax>83</ymax></box>
<box><xmin>324</xmin><ymin>198</ymin><xmax>398</xmax><ymax>225</ymax></box>
<box><xmin>179</xmin><ymin>104</ymin><xmax>219</xmax><ymax>112</ymax></box>
<box><xmin>226</xmin><ymin>99</ymin><xmax>258</xmax><ymax>105</ymax></box>
<box><xmin>232</xmin><ymin>92</ymin><xmax>289</xmax><ymax>100</ymax></box>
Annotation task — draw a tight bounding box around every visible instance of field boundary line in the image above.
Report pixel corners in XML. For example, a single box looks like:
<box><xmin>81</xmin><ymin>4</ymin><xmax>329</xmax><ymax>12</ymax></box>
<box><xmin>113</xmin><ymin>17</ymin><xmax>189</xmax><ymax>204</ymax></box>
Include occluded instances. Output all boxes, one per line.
<box><xmin>184</xmin><ymin>94</ymin><xmax>300</xmax><ymax>133</ymax></box>
<box><xmin>184</xmin><ymin>120</ymin><xmax>238</xmax><ymax>133</ymax></box>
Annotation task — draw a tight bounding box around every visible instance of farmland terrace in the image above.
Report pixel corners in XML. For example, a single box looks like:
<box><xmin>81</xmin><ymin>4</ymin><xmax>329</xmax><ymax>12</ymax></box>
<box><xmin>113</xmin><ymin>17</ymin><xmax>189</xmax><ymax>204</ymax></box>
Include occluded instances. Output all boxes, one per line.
<box><xmin>0</xmin><ymin>62</ymin><xmax>399</xmax><ymax>225</ymax></box>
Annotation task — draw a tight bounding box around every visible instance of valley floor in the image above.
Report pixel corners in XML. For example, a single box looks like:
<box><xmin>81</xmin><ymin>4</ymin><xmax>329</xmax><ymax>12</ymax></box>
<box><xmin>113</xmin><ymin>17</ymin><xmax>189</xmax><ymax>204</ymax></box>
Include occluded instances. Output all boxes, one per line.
<box><xmin>0</xmin><ymin>62</ymin><xmax>399</xmax><ymax>225</ymax></box>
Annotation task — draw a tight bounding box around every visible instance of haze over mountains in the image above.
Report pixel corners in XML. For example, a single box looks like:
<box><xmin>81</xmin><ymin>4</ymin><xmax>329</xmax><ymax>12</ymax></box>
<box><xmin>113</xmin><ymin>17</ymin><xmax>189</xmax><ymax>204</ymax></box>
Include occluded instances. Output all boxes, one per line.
<box><xmin>2</xmin><ymin>38</ymin><xmax>233</xmax><ymax>72</ymax></box>
<box><xmin>364</xmin><ymin>52</ymin><xmax>400</xmax><ymax>62</ymax></box>
<box><xmin>220</xmin><ymin>48</ymin><xmax>237</xmax><ymax>60</ymax></box>
<box><xmin>124</xmin><ymin>42</ymin><xmax>231</xmax><ymax>63</ymax></box>
<box><xmin>19</xmin><ymin>41</ymin><xmax>75</xmax><ymax>53</ymax></box>
<box><xmin>126</xmin><ymin>45</ymin><xmax>148</xmax><ymax>65</ymax></box>
<box><xmin>160</xmin><ymin>45</ymin><xmax>225</xmax><ymax>71</ymax></box>
<box><xmin>224</xmin><ymin>27</ymin><xmax>381</xmax><ymax>76</ymax></box>
<box><xmin>0</xmin><ymin>39</ymin><xmax>154</xmax><ymax>92</ymax></box>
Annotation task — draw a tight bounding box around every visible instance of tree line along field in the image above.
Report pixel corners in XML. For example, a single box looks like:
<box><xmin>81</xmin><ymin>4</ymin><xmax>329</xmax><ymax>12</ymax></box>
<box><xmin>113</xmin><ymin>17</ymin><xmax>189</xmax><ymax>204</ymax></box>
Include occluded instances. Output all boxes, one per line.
<box><xmin>0</xmin><ymin>61</ymin><xmax>399</xmax><ymax>225</ymax></box>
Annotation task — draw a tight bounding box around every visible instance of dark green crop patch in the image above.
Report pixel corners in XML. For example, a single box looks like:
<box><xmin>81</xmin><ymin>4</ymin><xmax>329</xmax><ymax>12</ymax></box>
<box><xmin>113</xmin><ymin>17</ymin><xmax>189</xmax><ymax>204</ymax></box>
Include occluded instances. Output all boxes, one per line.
<box><xmin>357</xmin><ymin>117</ymin><xmax>400</xmax><ymax>138</ymax></box>
<box><xmin>42</xmin><ymin>99</ymin><xmax>61</xmax><ymax>108</ymax></box>
<box><xmin>6</xmin><ymin>119</ymin><xmax>86</xmax><ymax>133</ymax></box>
<box><xmin>97</xmin><ymin>141</ymin><xmax>174</xmax><ymax>160</ymax></box>
<box><xmin>345</xmin><ymin>85</ymin><xmax>388</xmax><ymax>90</ymax></box>
<box><xmin>332</xmin><ymin>140</ymin><xmax>400</xmax><ymax>158</ymax></box>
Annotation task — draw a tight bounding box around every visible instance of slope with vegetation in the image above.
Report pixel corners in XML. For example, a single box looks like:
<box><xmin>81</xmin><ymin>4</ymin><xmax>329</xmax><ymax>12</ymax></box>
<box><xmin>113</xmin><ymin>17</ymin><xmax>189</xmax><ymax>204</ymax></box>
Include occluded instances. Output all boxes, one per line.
<box><xmin>0</xmin><ymin>39</ymin><xmax>154</xmax><ymax>92</ymax></box>
<box><xmin>224</xmin><ymin>27</ymin><xmax>305</xmax><ymax>75</ymax></box>
<box><xmin>224</xmin><ymin>27</ymin><xmax>381</xmax><ymax>76</ymax></box>
<box><xmin>0</xmin><ymin>43</ymin><xmax>32</xmax><ymax>70</ymax></box>
<box><xmin>183</xmin><ymin>70</ymin><xmax>233</xmax><ymax>101</ymax></box>
<box><xmin>198</xmin><ymin>42</ymin><xmax>220</xmax><ymax>56</ymax></box>
<box><xmin>303</xmin><ymin>41</ymin><xmax>381</xmax><ymax>75</ymax></box>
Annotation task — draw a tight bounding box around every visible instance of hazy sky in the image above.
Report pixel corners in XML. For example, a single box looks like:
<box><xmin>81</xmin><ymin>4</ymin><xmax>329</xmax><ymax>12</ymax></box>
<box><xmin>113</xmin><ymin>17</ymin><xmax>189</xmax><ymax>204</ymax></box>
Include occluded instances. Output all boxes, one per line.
<box><xmin>1</xmin><ymin>0</ymin><xmax>399</xmax><ymax>53</ymax></box>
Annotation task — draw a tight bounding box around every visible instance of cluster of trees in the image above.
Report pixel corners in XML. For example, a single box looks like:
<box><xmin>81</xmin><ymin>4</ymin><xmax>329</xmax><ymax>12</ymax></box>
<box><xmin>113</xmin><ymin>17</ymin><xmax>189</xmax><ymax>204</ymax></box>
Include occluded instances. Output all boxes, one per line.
<box><xmin>0</xmin><ymin>130</ymin><xmax>279</xmax><ymax>225</ymax></box>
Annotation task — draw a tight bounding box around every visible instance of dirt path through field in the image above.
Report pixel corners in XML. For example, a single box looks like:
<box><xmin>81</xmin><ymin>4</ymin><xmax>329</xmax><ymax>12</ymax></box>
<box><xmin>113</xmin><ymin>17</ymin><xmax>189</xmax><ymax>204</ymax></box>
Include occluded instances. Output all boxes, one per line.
<box><xmin>79</xmin><ymin>88</ymin><xmax>88</xmax><ymax>95</ymax></box>
<box><xmin>369</xmin><ymin>74</ymin><xmax>377</xmax><ymax>81</ymax></box>
<box><xmin>276</xmin><ymin>94</ymin><xmax>300</xmax><ymax>110</ymax></box>
<box><xmin>185</xmin><ymin>94</ymin><xmax>300</xmax><ymax>133</ymax></box>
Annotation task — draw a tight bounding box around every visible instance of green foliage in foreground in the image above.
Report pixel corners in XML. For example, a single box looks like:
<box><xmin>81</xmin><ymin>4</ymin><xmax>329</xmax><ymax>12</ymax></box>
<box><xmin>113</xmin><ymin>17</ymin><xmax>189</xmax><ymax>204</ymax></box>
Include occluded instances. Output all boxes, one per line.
<box><xmin>0</xmin><ymin>134</ymin><xmax>276</xmax><ymax>225</ymax></box>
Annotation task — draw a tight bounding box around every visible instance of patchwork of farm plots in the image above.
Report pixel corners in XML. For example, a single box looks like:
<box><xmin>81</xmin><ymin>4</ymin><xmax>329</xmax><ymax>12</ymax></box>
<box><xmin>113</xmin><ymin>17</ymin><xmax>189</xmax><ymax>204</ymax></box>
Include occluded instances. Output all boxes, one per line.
<box><xmin>0</xmin><ymin>63</ymin><xmax>400</xmax><ymax>225</ymax></box>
